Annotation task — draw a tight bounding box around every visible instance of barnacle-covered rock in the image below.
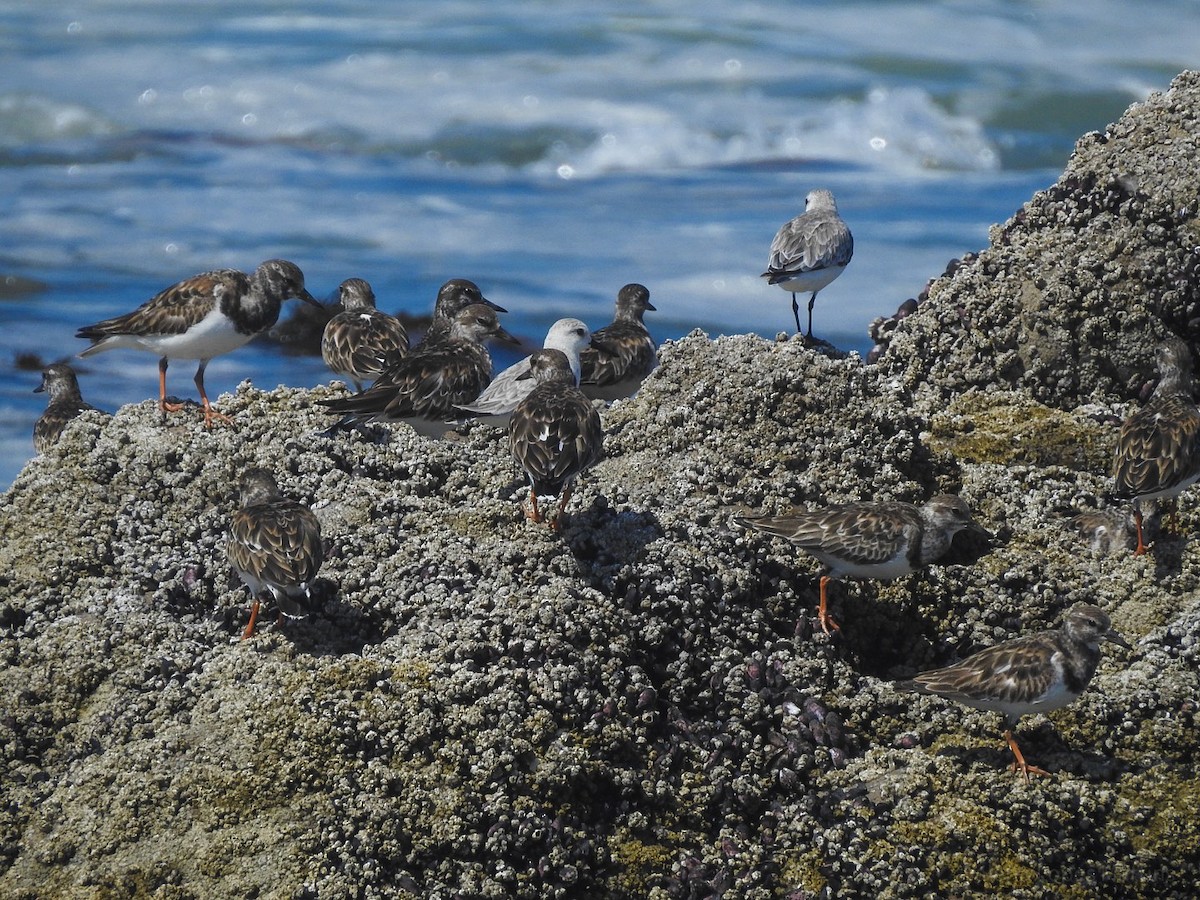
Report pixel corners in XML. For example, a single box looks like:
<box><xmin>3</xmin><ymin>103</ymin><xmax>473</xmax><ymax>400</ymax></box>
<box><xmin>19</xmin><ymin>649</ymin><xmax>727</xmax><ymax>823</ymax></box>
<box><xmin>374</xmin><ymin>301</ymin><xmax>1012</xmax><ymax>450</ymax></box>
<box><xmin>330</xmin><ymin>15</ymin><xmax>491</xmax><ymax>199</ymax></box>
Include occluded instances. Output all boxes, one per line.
<box><xmin>3</xmin><ymin>71</ymin><xmax>1200</xmax><ymax>899</ymax></box>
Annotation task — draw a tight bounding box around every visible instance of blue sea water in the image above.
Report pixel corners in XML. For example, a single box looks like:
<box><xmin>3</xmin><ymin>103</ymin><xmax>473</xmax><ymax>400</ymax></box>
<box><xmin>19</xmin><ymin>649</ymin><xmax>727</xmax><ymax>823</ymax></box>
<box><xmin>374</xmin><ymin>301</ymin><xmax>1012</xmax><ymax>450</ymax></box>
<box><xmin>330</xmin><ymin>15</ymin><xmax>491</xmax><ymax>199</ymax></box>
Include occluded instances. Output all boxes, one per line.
<box><xmin>1</xmin><ymin>1</ymin><xmax>1197</xmax><ymax>488</ymax></box>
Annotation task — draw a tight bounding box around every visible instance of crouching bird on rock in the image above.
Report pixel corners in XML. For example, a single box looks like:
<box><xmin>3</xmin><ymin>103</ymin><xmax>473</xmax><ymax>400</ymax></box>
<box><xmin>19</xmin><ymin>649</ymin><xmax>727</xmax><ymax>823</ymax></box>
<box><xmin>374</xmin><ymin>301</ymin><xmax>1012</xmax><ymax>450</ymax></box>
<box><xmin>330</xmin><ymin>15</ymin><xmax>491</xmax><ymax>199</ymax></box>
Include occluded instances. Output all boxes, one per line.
<box><xmin>509</xmin><ymin>349</ymin><xmax>604</xmax><ymax>529</ymax></box>
<box><xmin>227</xmin><ymin>468</ymin><xmax>324</xmax><ymax>640</ymax></box>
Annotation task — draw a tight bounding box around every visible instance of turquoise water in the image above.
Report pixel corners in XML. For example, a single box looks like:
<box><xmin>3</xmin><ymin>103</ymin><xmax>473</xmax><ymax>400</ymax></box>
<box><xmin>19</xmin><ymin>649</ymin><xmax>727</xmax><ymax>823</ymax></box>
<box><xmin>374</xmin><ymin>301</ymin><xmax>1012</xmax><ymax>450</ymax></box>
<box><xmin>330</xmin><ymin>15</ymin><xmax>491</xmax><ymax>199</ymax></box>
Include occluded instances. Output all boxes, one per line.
<box><xmin>2</xmin><ymin>1</ymin><xmax>1197</xmax><ymax>487</ymax></box>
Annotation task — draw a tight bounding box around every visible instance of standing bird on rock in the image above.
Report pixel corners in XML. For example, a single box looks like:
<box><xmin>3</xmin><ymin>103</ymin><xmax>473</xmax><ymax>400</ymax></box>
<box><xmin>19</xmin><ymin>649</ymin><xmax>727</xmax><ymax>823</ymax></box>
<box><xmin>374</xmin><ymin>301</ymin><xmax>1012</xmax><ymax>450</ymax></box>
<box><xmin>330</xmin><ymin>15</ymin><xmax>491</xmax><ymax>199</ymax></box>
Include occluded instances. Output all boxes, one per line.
<box><xmin>321</xmin><ymin>278</ymin><xmax>409</xmax><ymax>392</ymax></box>
<box><xmin>762</xmin><ymin>188</ymin><xmax>853</xmax><ymax>339</ymax></box>
<box><xmin>509</xmin><ymin>349</ymin><xmax>604</xmax><ymax>529</ymax></box>
<box><xmin>76</xmin><ymin>259</ymin><xmax>321</xmax><ymax>428</ymax></box>
<box><xmin>227</xmin><ymin>468</ymin><xmax>325</xmax><ymax>640</ymax></box>
<box><xmin>734</xmin><ymin>495</ymin><xmax>989</xmax><ymax>635</ymax></box>
<box><xmin>33</xmin><ymin>362</ymin><xmax>103</xmax><ymax>452</ymax></box>
<box><xmin>457</xmin><ymin>317</ymin><xmax>593</xmax><ymax>426</ymax></box>
<box><xmin>1112</xmin><ymin>336</ymin><xmax>1200</xmax><ymax>555</ymax></box>
<box><xmin>321</xmin><ymin>304</ymin><xmax>518</xmax><ymax>435</ymax></box>
<box><xmin>896</xmin><ymin>602</ymin><xmax>1132</xmax><ymax>782</ymax></box>
<box><xmin>579</xmin><ymin>283</ymin><xmax>657</xmax><ymax>401</ymax></box>
<box><xmin>413</xmin><ymin>278</ymin><xmax>506</xmax><ymax>352</ymax></box>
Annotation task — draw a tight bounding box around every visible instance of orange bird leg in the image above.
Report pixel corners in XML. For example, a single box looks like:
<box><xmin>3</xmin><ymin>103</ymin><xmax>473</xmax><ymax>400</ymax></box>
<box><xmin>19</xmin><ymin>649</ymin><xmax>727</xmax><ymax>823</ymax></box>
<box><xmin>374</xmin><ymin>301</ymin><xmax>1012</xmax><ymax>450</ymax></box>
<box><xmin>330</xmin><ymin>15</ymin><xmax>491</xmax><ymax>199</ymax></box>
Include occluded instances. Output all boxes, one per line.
<box><xmin>523</xmin><ymin>491</ymin><xmax>543</xmax><ymax>524</ymax></box>
<box><xmin>240</xmin><ymin>597</ymin><xmax>262</xmax><ymax>641</ymax></box>
<box><xmin>158</xmin><ymin>357</ymin><xmax>186</xmax><ymax>421</ymax></box>
<box><xmin>817</xmin><ymin>575</ymin><xmax>842</xmax><ymax>635</ymax></box>
<box><xmin>1133</xmin><ymin>507</ymin><xmax>1149</xmax><ymax>556</ymax></box>
<box><xmin>1005</xmin><ymin>729</ymin><xmax>1051</xmax><ymax>783</ymax></box>
<box><xmin>550</xmin><ymin>487</ymin><xmax>575</xmax><ymax>531</ymax></box>
<box><xmin>194</xmin><ymin>359</ymin><xmax>234</xmax><ymax>428</ymax></box>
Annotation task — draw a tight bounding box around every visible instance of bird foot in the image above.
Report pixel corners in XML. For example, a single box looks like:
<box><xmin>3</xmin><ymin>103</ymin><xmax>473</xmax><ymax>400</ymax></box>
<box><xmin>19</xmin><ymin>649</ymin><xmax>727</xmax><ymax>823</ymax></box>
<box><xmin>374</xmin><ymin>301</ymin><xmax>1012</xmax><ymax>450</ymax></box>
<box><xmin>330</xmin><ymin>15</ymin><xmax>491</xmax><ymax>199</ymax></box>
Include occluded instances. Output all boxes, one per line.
<box><xmin>818</xmin><ymin>610</ymin><xmax>842</xmax><ymax>635</ymax></box>
<box><xmin>1011</xmin><ymin>760</ymin><xmax>1052</xmax><ymax>784</ymax></box>
<box><xmin>201</xmin><ymin>405</ymin><xmax>235</xmax><ymax>429</ymax></box>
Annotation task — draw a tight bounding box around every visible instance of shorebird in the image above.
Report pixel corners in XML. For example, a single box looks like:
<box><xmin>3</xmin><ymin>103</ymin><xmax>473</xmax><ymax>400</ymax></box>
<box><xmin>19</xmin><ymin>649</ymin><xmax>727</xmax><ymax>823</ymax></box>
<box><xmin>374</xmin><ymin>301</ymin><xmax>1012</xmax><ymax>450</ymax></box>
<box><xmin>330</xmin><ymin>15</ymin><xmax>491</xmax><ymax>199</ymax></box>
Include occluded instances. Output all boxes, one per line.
<box><xmin>321</xmin><ymin>304</ymin><xmax>518</xmax><ymax>433</ymax></box>
<box><xmin>1112</xmin><ymin>336</ymin><xmax>1200</xmax><ymax>554</ymax></box>
<box><xmin>412</xmin><ymin>278</ymin><xmax>506</xmax><ymax>352</ymax></box>
<box><xmin>457</xmin><ymin>317</ymin><xmax>593</xmax><ymax>426</ymax></box>
<box><xmin>734</xmin><ymin>494</ymin><xmax>989</xmax><ymax>635</ymax></box>
<box><xmin>509</xmin><ymin>348</ymin><xmax>604</xmax><ymax>529</ymax></box>
<box><xmin>33</xmin><ymin>362</ymin><xmax>102</xmax><ymax>452</ymax></box>
<box><xmin>227</xmin><ymin>468</ymin><xmax>324</xmax><ymax>640</ymax></box>
<box><xmin>321</xmin><ymin>277</ymin><xmax>409</xmax><ymax>392</ymax></box>
<box><xmin>578</xmin><ymin>283</ymin><xmax>657</xmax><ymax>401</ymax></box>
<box><xmin>76</xmin><ymin>259</ymin><xmax>320</xmax><ymax>427</ymax></box>
<box><xmin>762</xmin><ymin>188</ymin><xmax>854</xmax><ymax>339</ymax></box>
<box><xmin>896</xmin><ymin>602</ymin><xmax>1131</xmax><ymax>782</ymax></box>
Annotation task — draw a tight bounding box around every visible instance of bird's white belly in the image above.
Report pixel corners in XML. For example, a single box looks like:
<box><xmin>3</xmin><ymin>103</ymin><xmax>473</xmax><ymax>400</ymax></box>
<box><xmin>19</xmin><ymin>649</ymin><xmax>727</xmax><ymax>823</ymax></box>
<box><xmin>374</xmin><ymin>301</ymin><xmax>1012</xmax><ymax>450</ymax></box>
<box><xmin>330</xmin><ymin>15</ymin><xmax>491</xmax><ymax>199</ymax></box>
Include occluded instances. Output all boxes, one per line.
<box><xmin>824</xmin><ymin>549</ymin><xmax>913</xmax><ymax>581</ymax></box>
<box><xmin>118</xmin><ymin>307</ymin><xmax>253</xmax><ymax>360</ymax></box>
<box><xmin>964</xmin><ymin>675</ymin><xmax>1076</xmax><ymax>718</ymax></box>
<box><xmin>775</xmin><ymin>264</ymin><xmax>846</xmax><ymax>294</ymax></box>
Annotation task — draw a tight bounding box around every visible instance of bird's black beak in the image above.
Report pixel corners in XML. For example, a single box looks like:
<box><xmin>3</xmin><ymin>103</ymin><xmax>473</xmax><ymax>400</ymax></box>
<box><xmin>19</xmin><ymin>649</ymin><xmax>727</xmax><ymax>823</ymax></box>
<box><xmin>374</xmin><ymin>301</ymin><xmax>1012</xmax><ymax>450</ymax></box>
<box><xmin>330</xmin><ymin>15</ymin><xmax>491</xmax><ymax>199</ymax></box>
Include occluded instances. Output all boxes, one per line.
<box><xmin>494</xmin><ymin>324</ymin><xmax>521</xmax><ymax>346</ymax></box>
<box><xmin>298</xmin><ymin>288</ymin><xmax>323</xmax><ymax>309</ymax></box>
<box><xmin>1105</xmin><ymin>628</ymin><xmax>1134</xmax><ymax>651</ymax></box>
<box><xmin>967</xmin><ymin>520</ymin><xmax>994</xmax><ymax>541</ymax></box>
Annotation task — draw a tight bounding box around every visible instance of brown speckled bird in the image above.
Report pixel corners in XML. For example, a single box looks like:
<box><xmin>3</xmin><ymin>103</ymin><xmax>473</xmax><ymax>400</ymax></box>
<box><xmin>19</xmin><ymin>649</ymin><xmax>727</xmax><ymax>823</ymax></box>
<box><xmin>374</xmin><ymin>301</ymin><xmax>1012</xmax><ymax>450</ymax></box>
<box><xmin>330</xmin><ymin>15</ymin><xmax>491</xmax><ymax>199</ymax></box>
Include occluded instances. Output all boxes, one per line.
<box><xmin>509</xmin><ymin>348</ymin><xmax>604</xmax><ymax>528</ymax></box>
<box><xmin>1112</xmin><ymin>336</ymin><xmax>1200</xmax><ymax>555</ymax></box>
<box><xmin>734</xmin><ymin>495</ymin><xmax>989</xmax><ymax>635</ymax></box>
<box><xmin>321</xmin><ymin>277</ymin><xmax>409</xmax><ymax>392</ymax></box>
<box><xmin>578</xmin><ymin>283</ymin><xmax>657</xmax><ymax>401</ymax></box>
<box><xmin>33</xmin><ymin>362</ymin><xmax>102</xmax><ymax>452</ymax></box>
<box><xmin>896</xmin><ymin>603</ymin><xmax>1131</xmax><ymax>782</ymax></box>
<box><xmin>76</xmin><ymin>259</ymin><xmax>320</xmax><ymax>427</ymax></box>
<box><xmin>322</xmin><ymin>304</ymin><xmax>518</xmax><ymax>433</ymax></box>
<box><xmin>412</xmin><ymin>278</ymin><xmax>506</xmax><ymax>352</ymax></box>
<box><xmin>227</xmin><ymin>468</ymin><xmax>324</xmax><ymax>640</ymax></box>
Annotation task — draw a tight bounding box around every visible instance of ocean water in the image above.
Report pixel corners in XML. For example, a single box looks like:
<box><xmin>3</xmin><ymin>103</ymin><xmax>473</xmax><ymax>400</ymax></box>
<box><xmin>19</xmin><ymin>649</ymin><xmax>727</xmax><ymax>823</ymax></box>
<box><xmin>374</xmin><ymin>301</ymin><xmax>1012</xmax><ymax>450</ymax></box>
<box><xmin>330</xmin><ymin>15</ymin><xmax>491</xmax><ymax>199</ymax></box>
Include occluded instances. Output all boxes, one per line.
<box><xmin>2</xmin><ymin>1</ymin><xmax>1197</xmax><ymax>488</ymax></box>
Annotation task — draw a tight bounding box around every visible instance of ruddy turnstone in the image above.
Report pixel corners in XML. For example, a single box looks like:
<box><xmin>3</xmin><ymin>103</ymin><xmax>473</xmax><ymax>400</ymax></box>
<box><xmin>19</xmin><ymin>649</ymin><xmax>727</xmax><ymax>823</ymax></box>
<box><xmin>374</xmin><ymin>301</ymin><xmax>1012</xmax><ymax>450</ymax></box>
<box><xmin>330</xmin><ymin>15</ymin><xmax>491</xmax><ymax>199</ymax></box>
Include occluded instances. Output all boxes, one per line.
<box><xmin>895</xmin><ymin>602</ymin><xmax>1132</xmax><ymax>782</ymax></box>
<box><xmin>1112</xmin><ymin>336</ymin><xmax>1200</xmax><ymax>555</ymax></box>
<box><xmin>322</xmin><ymin>303</ymin><xmax>518</xmax><ymax>432</ymax></box>
<box><xmin>762</xmin><ymin>188</ymin><xmax>854</xmax><ymax>339</ymax></box>
<box><xmin>321</xmin><ymin>277</ymin><xmax>409</xmax><ymax>392</ymax></box>
<box><xmin>509</xmin><ymin>348</ymin><xmax>604</xmax><ymax>528</ymax></box>
<box><xmin>76</xmin><ymin>259</ymin><xmax>320</xmax><ymax>428</ymax></box>
<box><xmin>227</xmin><ymin>467</ymin><xmax>324</xmax><ymax>640</ymax></box>
<box><xmin>412</xmin><ymin>278</ymin><xmax>506</xmax><ymax>351</ymax></box>
<box><xmin>33</xmin><ymin>362</ymin><xmax>102</xmax><ymax>452</ymax></box>
<box><xmin>456</xmin><ymin>317</ymin><xmax>592</xmax><ymax>425</ymax></box>
<box><xmin>578</xmin><ymin>283</ymin><xmax>657</xmax><ymax>401</ymax></box>
<box><xmin>1071</xmin><ymin>507</ymin><xmax>1140</xmax><ymax>556</ymax></box>
<box><xmin>733</xmin><ymin>494</ymin><xmax>989</xmax><ymax>635</ymax></box>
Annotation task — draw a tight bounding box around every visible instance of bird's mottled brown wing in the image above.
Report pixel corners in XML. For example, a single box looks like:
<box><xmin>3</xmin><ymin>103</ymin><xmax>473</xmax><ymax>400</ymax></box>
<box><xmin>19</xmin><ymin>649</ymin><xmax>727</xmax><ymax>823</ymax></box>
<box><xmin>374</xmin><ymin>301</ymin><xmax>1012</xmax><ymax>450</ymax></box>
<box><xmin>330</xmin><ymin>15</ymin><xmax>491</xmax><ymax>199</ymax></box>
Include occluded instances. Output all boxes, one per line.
<box><xmin>33</xmin><ymin>400</ymin><xmax>95</xmax><ymax>453</ymax></box>
<box><xmin>227</xmin><ymin>500</ymin><xmax>323</xmax><ymax>591</ymax></box>
<box><xmin>1113</xmin><ymin>395</ymin><xmax>1200</xmax><ymax>497</ymax></box>
<box><xmin>509</xmin><ymin>383</ymin><xmax>604</xmax><ymax>495</ymax></box>
<box><xmin>736</xmin><ymin>502</ymin><xmax>919</xmax><ymax>567</ymax></box>
<box><xmin>78</xmin><ymin>270</ymin><xmax>247</xmax><ymax>340</ymax></box>
<box><xmin>901</xmin><ymin>634</ymin><xmax>1059</xmax><ymax>707</ymax></box>
<box><xmin>323</xmin><ymin>342</ymin><xmax>490</xmax><ymax>420</ymax></box>
<box><xmin>322</xmin><ymin>310</ymin><xmax>409</xmax><ymax>381</ymax></box>
<box><xmin>579</xmin><ymin>322</ymin><xmax>656</xmax><ymax>387</ymax></box>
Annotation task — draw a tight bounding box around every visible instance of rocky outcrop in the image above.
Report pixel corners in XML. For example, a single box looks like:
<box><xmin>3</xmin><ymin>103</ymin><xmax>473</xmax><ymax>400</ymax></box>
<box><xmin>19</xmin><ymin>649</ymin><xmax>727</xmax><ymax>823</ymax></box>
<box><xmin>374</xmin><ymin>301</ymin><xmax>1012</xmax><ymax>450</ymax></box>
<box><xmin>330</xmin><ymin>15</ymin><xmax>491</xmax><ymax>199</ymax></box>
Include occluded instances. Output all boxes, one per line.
<box><xmin>2</xmin><ymin>73</ymin><xmax>1200</xmax><ymax>899</ymax></box>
